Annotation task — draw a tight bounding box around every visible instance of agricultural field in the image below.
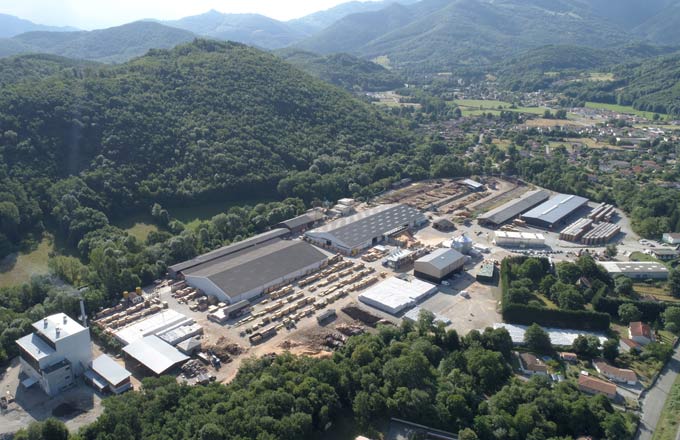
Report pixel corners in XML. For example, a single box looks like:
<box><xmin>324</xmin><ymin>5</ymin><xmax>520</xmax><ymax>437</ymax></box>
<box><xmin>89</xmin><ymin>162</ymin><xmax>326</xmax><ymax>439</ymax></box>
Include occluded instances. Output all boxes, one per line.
<box><xmin>452</xmin><ymin>99</ymin><xmax>549</xmax><ymax>116</ymax></box>
<box><xmin>585</xmin><ymin>102</ymin><xmax>668</xmax><ymax>120</ymax></box>
<box><xmin>0</xmin><ymin>237</ymin><xmax>53</xmax><ymax>288</ymax></box>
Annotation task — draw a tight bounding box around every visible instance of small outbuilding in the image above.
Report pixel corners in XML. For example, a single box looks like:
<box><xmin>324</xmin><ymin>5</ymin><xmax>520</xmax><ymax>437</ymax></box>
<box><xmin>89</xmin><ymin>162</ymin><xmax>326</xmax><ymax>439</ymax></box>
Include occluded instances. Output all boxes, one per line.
<box><xmin>122</xmin><ymin>335</ymin><xmax>189</xmax><ymax>376</ymax></box>
<box><xmin>85</xmin><ymin>354</ymin><xmax>132</xmax><ymax>394</ymax></box>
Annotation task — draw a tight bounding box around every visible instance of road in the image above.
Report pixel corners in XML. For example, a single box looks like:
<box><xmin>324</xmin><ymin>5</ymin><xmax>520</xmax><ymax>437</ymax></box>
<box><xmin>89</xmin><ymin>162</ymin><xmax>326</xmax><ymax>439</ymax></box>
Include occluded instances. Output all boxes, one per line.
<box><xmin>636</xmin><ymin>345</ymin><xmax>680</xmax><ymax>440</ymax></box>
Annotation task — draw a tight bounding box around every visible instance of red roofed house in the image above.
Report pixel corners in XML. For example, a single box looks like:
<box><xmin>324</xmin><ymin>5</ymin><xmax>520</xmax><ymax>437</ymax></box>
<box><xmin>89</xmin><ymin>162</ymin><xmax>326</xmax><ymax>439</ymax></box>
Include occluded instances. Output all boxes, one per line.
<box><xmin>559</xmin><ymin>352</ymin><xmax>579</xmax><ymax>363</ymax></box>
<box><xmin>629</xmin><ymin>322</ymin><xmax>654</xmax><ymax>345</ymax></box>
<box><xmin>519</xmin><ymin>353</ymin><xmax>548</xmax><ymax>376</ymax></box>
<box><xmin>619</xmin><ymin>338</ymin><xmax>642</xmax><ymax>353</ymax></box>
<box><xmin>592</xmin><ymin>359</ymin><xmax>637</xmax><ymax>385</ymax></box>
<box><xmin>578</xmin><ymin>374</ymin><xmax>617</xmax><ymax>399</ymax></box>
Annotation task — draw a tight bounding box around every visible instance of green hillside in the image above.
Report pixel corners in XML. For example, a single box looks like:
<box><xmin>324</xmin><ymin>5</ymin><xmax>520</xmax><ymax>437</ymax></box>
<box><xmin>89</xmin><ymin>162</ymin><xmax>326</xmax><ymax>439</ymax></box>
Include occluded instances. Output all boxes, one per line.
<box><xmin>296</xmin><ymin>0</ymin><xmax>633</xmax><ymax>70</ymax></box>
<box><xmin>0</xmin><ymin>53</ymin><xmax>99</xmax><ymax>87</ymax></box>
<box><xmin>1</xmin><ymin>21</ymin><xmax>196</xmax><ymax>63</ymax></box>
<box><xmin>278</xmin><ymin>49</ymin><xmax>403</xmax><ymax>91</ymax></box>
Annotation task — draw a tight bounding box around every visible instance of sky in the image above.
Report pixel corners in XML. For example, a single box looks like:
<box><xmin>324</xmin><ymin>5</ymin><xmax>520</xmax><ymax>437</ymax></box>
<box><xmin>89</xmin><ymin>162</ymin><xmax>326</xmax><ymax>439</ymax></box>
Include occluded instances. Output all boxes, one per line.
<box><xmin>1</xmin><ymin>0</ymin><xmax>378</xmax><ymax>30</ymax></box>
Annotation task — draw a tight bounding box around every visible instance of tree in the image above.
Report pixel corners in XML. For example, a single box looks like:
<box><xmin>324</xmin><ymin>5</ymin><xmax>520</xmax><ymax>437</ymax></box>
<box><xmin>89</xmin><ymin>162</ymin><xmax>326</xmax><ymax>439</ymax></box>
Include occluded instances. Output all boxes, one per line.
<box><xmin>556</xmin><ymin>262</ymin><xmax>581</xmax><ymax>284</ymax></box>
<box><xmin>669</xmin><ymin>269</ymin><xmax>680</xmax><ymax>298</ymax></box>
<box><xmin>614</xmin><ymin>276</ymin><xmax>634</xmax><ymax>296</ymax></box>
<box><xmin>663</xmin><ymin>306</ymin><xmax>680</xmax><ymax>333</ymax></box>
<box><xmin>602</xmin><ymin>339</ymin><xmax>619</xmax><ymax>362</ymax></box>
<box><xmin>605</xmin><ymin>244</ymin><xmax>618</xmax><ymax>258</ymax></box>
<box><xmin>557</xmin><ymin>288</ymin><xmax>585</xmax><ymax>310</ymax></box>
<box><xmin>458</xmin><ymin>428</ymin><xmax>479</xmax><ymax>440</ymax></box>
<box><xmin>617</xmin><ymin>303</ymin><xmax>641</xmax><ymax>323</ymax></box>
<box><xmin>524</xmin><ymin>323</ymin><xmax>552</xmax><ymax>353</ymax></box>
<box><xmin>518</xmin><ymin>258</ymin><xmax>545</xmax><ymax>283</ymax></box>
<box><xmin>572</xmin><ymin>335</ymin><xmax>601</xmax><ymax>358</ymax></box>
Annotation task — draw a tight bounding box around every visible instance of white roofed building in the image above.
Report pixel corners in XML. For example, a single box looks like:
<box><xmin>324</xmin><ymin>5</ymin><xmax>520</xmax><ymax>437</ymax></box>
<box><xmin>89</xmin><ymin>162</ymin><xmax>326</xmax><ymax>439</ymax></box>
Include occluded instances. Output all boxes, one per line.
<box><xmin>359</xmin><ymin>277</ymin><xmax>437</xmax><ymax>315</ymax></box>
<box><xmin>123</xmin><ymin>335</ymin><xmax>189</xmax><ymax>375</ymax></box>
<box><xmin>16</xmin><ymin>313</ymin><xmax>92</xmax><ymax>396</ymax></box>
<box><xmin>600</xmin><ymin>261</ymin><xmax>669</xmax><ymax>280</ymax></box>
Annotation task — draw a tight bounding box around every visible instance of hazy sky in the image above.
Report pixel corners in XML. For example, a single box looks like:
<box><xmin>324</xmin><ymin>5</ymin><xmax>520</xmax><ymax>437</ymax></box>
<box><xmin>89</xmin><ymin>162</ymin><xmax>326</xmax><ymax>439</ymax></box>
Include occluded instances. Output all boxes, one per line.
<box><xmin>2</xmin><ymin>0</ymin><xmax>378</xmax><ymax>30</ymax></box>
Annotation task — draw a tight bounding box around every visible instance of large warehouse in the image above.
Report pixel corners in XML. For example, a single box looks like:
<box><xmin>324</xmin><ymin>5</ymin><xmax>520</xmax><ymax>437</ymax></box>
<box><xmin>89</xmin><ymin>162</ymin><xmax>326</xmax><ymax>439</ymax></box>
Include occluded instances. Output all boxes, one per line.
<box><xmin>168</xmin><ymin>229</ymin><xmax>289</xmax><ymax>277</ymax></box>
<box><xmin>304</xmin><ymin>204</ymin><xmax>427</xmax><ymax>255</ymax></box>
<box><xmin>477</xmin><ymin>189</ymin><xmax>550</xmax><ymax>227</ymax></box>
<box><xmin>414</xmin><ymin>248</ymin><xmax>466</xmax><ymax>283</ymax></box>
<box><xmin>521</xmin><ymin>194</ymin><xmax>589</xmax><ymax>229</ymax></box>
<box><xmin>359</xmin><ymin>277</ymin><xmax>438</xmax><ymax>315</ymax></box>
<box><xmin>182</xmin><ymin>239</ymin><xmax>329</xmax><ymax>303</ymax></box>
<box><xmin>599</xmin><ymin>262</ymin><xmax>669</xmax><ymax>280</ymax></box>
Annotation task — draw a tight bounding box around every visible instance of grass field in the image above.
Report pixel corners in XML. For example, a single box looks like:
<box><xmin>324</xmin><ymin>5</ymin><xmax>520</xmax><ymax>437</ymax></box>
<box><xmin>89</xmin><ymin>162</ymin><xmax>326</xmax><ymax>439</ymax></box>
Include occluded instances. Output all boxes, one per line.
<box><xmin>629</xmin><ymin>251</ymin><xmax>662</xmax><ymax>263</ymax></box>
<box><xmin>652</xmin><ymin>372</ymin><xmax>680</xmax><ymax>440</ymax></box>
<box><xmin>585</xmin><ymin>102</ymin><xmax>668</xmax><ymax>121</ymax></box>
<box><xmin>0</xmin><ymin>237</ymin><xmax>53</xmax><ymax>288</ymax></box>
<box><xmin>452</xmin><ymin>99</ymin><xmax>549</xmax><ymax>116</ymax></box>
<box><xmin>112</xmin><ymin>213</ymin><xmax>159</xmax><ymax>242</ymax></box>
<box><xmin>171</xmin><ymin>196</ymin><xmax>276</xmax><ymax>230</ymax></box>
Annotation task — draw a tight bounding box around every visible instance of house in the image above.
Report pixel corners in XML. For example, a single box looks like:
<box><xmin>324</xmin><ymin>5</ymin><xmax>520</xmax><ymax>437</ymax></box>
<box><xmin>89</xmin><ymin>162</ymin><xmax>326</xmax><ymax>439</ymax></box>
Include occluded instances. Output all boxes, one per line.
<box><xmin>578</xmin><ymin>374</ymin><xmax>617</xmax><ymax>399</ymax></box>
<box><xmin>593</xmin><ymin>359</ymin><xmax>637</xmax><ymax>385</ymax></box>
<box><xmin>652</xmin><ymin>248</ymin><xmax>679</xmax><ymax>261</ymax></box>
<box><xmin>662</xmin><ymin>233</ymin><xmax>680</xmax><ymax>245</ymax></box>
<box><xmin>619</xmin><ymin>338</ymin><xmax>642</xmax><ymax>353</ymax></box>
<box><xmin>629</xmin><ymin>322</ymin><xmax>654</xmax><ymax>345</ymax></box>
<box><xmin>16</xmin><ymin>313</ymin><xmax>92</xmax><ymax>397</ymax></box>
<box><xmin>518</xmin><ymin>353</ymin><xmax>548</xmax><ymax>376</ymax></box>
<box><xmin>559</xmin><ymin>352</ymin><xmax>579</xmax><ymax>363</ymax></box>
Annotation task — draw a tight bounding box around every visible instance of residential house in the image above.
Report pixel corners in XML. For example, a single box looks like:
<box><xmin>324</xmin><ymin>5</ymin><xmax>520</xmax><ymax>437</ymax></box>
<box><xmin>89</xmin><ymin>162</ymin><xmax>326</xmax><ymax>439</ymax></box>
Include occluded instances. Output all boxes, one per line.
<box><xmin>662</xmin><ymin>233</ymin><xmax>680</xmax><ymax>245</ymax></box>
<box><xmin>559</xmin><ymin>352</ymin><xmax>579</xmax><ymax>363</ymax></box>
<box><xmin>629</xmin><ymin>322</ymin><xmax>654</xmax><ymax>345</ymax></box>
<box><xmin>619</xmin><ymin>338</ymin><xmax>642</xmax><ymax>353</ymax></box>
<box><xmin>593</xmin><ymin>359</ymin><xmax>637</xmax><ymax>385</ymax></box>
<box><xmin>518</xmin><ymin>353</ymin><xmax>548</xmax><ymax>376</ymax></box>
<box><xmin>578</xmin><ymin>374</ymin><xmax>617</xmax><ymax>400</ymax></box>
<box><xmin>651</xmin><ymin>248</ymin><xmax>678</xmax><ymax>261</ymax></box>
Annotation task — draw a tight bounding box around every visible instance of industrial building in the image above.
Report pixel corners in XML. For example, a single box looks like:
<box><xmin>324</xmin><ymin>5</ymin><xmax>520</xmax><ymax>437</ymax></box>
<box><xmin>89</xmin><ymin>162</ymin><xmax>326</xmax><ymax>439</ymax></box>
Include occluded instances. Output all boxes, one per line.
<box><xmin>521</xmin><ymin>194</ymin><xmax>589</xmax><ymax>229</ymax></box>
<box><xmin>122</xmin><ymin>335</ymin><xmax>189</xmax><ymax>376</ymax></box>
<box><xmin>493</xmin><ymin>231</ymin><xmax>545</xmax><ymax>248</ymax></box>
<box><xmin>181</xmin><ymin>239</ymin><xmax>329</xmax><ymax>303</ymax></box>
<box><xmin>358</xmin><ymin>277</ymin><xmax>437</xmax><ymax>315</ymax></box>
<box><xmin>403</xmin><ymin>307</ymin><xmax>451</xmax><ymax>325</ymax></box>
<box><xmin>477</xmin><ymin>189</ymin><xmax>550</xmax><ymax>226</ymax></box>
<box><xmin>304</xmin><ymin>204</ymin><xmax>427</xmax><ymax>255</ymax></box>
<box><xmin>275</xmin><ymin>210</ymin><xmax>325</xmax><ymax>234</ymax></box>
<box><xmin>599</xmin><ymin>262</ymin><xmax>669</xmax><ymax>280</ymax></box>
<box><xmin>168</xmin><ymin>229</ymin><xmax>289</xmax><ymax>277</ymax></box>
<box><xmin>114</xmin><ymin>309</ymin><xmax>195</xmax><ymax>345</ymax></box>
<box><xmin>16</xmin><ymin>313</ymin><xmax>92</xmax><ymax>396</ymax></box>
<box><xmin>84</xmin><ymin>354</ymin><xmax>132</xmax><ymax>395</ymax></box>
<box><xmin>414</xmin><ymin>248</ymin><xmax>466</xmax><ymax>283</ymax></box>
<box><xmin>461</xmin><ymin>178</ymin><xmax>484</xmax><ymax>191</ymax></box>
<box><xmin>662</xmin><ymin>233</ymin><xmax>680</xmax><ymax>245</ymax></box>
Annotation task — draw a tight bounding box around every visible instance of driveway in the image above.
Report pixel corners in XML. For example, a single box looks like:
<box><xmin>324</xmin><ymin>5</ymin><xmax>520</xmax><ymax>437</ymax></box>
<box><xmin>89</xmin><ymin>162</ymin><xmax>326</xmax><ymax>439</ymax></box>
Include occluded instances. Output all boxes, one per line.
<box><xmin>636</xmin><ymin>346</ymin><xmax>680</xmax><ymax>440</ymax></box>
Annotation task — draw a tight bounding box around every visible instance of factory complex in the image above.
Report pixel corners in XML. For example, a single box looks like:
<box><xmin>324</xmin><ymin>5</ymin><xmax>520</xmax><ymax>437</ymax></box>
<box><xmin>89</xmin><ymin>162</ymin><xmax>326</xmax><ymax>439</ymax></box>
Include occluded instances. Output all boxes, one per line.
<box><xmin>521</xmin><ymin>194</ymin><xmax>589</xmax><ymax>229</ymax></box>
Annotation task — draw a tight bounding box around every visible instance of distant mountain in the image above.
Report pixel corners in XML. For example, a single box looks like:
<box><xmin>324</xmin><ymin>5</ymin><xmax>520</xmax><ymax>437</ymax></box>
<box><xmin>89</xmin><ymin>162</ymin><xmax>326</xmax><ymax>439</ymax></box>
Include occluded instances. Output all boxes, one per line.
<box><xmin>633</xmin><ymin>2</ymin><xmax>680</xmax><ymax>45</ymax></box>
<box><xmin>0</xmin><ymin>13</ymin><xmax>78</xmax><ymax>38</ymax></box>
<box><xmin>0</xmin><ymin>21</ymin><xmax>196</xmax><ymax>63</ymax></box>
<box><xmin>277</xmin><ymin>49</ymin><xmax>403</xmax><ymax>91</ymax></box>
<box><xmin>295</xmin><ymin>0</ymin><xmax>640</xmax><ymax>70</ymax></box>
<box><xmin>161</xmin><ymin>10</ymin><xmax>305</xmax><ymax>49</ymax></box>
<box><xmin>287</xmin><ymin>0</ymin><xmax>419</xmax><ymax>34</ymax></box>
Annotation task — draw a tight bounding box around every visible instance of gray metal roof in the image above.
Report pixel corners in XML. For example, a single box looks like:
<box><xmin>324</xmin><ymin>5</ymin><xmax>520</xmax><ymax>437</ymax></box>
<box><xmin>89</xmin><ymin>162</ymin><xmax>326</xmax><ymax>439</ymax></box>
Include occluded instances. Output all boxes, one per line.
<box><xmin>123</xmin><ymin>335</ymin><xmax>188</xmax><ymax>375</ymax></box>
<box><xmin>305</xmin><ymin>204</ymin><xmax>426</xmax><ymax>249</ymax></box>
<box><xmin>16</xmin><ymin>333</ymin><xmax>55</xmax><ymax>361</ymax></box>
<box><xmin>462</xmin><ymin>178</ymin><xmax>484</xmax><ymax>189</ymax></box>
<box><xmin>183</xmin><ymin>239</ymin><xmax>327</xmax><ymax>298</ymax></box>
<box><xmin>92</xmin><ymin>354</ymin><xmax>130</xmax><ymax>386</ymax></box>
<box><xmin>522</xmin><ymin>194</ymin><xmax>589</xmax><ymax>225</ymax></box>
<box><xmin>277</xmin><ymin>211</ymin><xmax>325</xmax><ymax>230</ymax></box>
<box><xmin>478</xmin><ymin>189</ymin><xmax>550</xmax><ymax>225</ymax></box>
<box><xmin>169</xmin><ymin>228</ymin><xmax>288</xmax><ymax>274</ymax></box>
<box><xmin>416</xmin><ymin>248</ymin><xmax>465</xmax><ymax>270</ymax></box>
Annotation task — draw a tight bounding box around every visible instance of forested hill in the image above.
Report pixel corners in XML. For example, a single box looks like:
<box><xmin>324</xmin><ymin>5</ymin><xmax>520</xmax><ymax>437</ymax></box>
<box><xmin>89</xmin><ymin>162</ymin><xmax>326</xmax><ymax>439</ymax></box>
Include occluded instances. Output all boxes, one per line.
<box><xmin>277</xmin><ymin>49</ymin><xmax>403</xmax><ymax>91</ymax></box>
<box><xmin>0</xmin><ymin>39</ymin><xmax>413</xmax><ymax>250</ymax></box>
<box><xmin>0</xmin><ymin>54</ymin><xmax>100</xmax><ymax>88</ymax></box>
<box><xmin>0</xmin><ymin>22</ymin><xmax>196</xmax><ymax>63</ymax></box>
<box><xmin>558</xmin><ymin>52</ymin><xmax>680</xmax><ymax>115</ymax></box>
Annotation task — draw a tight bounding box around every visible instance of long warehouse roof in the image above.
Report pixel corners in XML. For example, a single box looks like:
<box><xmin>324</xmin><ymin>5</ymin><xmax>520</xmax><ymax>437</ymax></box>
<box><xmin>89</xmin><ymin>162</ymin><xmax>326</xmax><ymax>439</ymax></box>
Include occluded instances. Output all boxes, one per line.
<box><xmin>522</xmin><ymin>194</ymin><xmax>589</xmax><ymax>225</ymax></box>
<box><xmin>183</xmin><ymin>239</ymin><xmax>328</xmax><ymax>297</ymax></box>
<box><xmin>305</xmin><ymin>204</ymin><xmax>426</xmax><ymax>249</ymax></box>
<box><xmin>169</xmin><ymin>228</ymin><xmax>289</xmax><ymax>274</ymax></box>
<box><xmin>123</xmin><ymin>335</ymin><xmax>188</xmax><ymax>375</ymax></box>
<box><xmin>478</xmin><ymin>190</ymin><xmax>550</xmax><ymax>225</ymax></box>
